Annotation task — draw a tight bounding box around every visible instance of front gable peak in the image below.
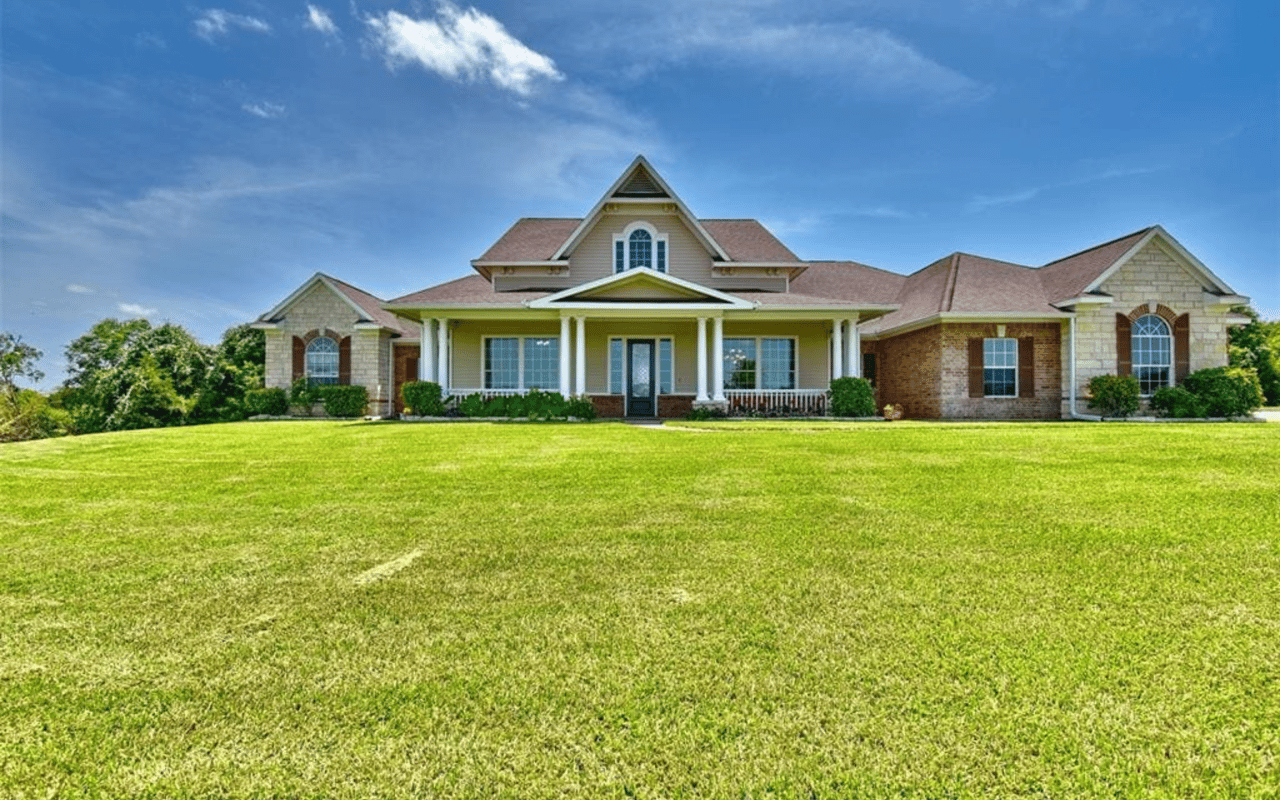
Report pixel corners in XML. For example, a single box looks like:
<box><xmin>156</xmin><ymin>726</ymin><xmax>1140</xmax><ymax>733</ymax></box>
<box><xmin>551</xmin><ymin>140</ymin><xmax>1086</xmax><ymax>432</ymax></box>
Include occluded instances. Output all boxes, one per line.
<box><xmin>527</xmin><ymin>268</ymin><xmax>755</xmax><ymax>309</ymax></box>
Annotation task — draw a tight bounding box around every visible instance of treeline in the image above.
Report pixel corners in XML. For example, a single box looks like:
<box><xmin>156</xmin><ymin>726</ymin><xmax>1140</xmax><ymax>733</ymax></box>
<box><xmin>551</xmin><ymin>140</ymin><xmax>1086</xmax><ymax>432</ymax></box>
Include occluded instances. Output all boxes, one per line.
<box><xmin>1228</xmin><ymin>310</ymin><xmax>1280</xmax><ymax>405</ymax></box>
<box><xmin>1</xmin><ymin>320</ymin><xmax>265</xmax><ymax>442</ymax></box>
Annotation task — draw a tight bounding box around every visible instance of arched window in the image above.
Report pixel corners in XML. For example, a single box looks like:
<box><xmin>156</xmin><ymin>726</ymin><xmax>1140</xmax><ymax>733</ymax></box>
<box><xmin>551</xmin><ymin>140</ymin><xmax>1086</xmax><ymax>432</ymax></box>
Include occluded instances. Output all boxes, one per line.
<box><xmin>614</xmin><ymin>223</ymin><xmax>668</xmax><ymax>273</ymax></box>
<box><xmin>1132</xmin><ymin>314</ymin><xmax>1171</xmax><ymax>395</ymax></box>
<box><xmin>306</xmin><ymin>336</ymin><xmax>339</xmax><ymax>385</ymax></box>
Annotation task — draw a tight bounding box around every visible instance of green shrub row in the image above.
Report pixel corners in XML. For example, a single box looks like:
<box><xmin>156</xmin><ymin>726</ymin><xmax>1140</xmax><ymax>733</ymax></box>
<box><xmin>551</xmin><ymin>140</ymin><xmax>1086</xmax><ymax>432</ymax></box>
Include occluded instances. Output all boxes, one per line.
<box><xmin>245</xmin><ymin>387</ymin><xmax>289</xmax><ymax>416</ymax></box>
<box><xmin>450</xmin><ymin>389</ymin><xmax>596</xmax><ymax>420</ymax></box>
<box><xmin>401</xmin><ymin>381</ymin><xmax>446</xmax><ymax>416</ymax></box>
<box><xmin>1151</xmin><ymin>367</ymin><xmax>1263</xmax><ymax>418</ymax></box>
<box><xmin>281</xmin><ymin>378</ymin><xmax>367</xmax><ymax>418</ymax></box>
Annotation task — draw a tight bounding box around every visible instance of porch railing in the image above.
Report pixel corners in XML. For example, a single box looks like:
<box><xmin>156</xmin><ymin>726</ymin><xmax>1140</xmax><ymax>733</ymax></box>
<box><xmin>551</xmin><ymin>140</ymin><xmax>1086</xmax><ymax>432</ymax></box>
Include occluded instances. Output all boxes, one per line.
<box><xmin>725</xmin><ymin>389</ymin><xmax>828</xmax><ymax>416</ymax></box>
<box><xmin>447</xmin><ymin>388</ymin><xmax>526</xmax><ymax>401</ymax></box>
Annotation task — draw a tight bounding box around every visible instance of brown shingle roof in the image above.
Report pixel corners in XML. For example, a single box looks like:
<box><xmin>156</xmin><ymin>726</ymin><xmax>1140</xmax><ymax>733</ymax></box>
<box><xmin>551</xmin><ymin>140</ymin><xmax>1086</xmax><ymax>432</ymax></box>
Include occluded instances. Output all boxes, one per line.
<box><xmin>948</xmin><ymin>254</ymin><xmax>1058</xmax><ymax>314</ymax></box>
<box><xmin>789</xmin><ymin>261</ymin><xmax>907</xmax><ymax>305</ymax></box>
<box><xmin>476</xmin><ymin>218</ymin><xmax>580</xmax><ymax>262</ymax></box>
<box><xmin>323</xmin><ymin>274</ymin><xmax>419</xmax><ymax>335</ymax></box>
<box><xmin>1038</xmin><ymin>227</ymin><xmax>1153</xmax><ymax>303</ymax></box>
<box><xmin>387</xmin><ymin>275</ymin><xmax>550</xmax><ymax>306</ymax></box>
<box><xmin>700</xmin><ymin>220</ymin><xmax>800</xmax><ymax>262</ymax></box>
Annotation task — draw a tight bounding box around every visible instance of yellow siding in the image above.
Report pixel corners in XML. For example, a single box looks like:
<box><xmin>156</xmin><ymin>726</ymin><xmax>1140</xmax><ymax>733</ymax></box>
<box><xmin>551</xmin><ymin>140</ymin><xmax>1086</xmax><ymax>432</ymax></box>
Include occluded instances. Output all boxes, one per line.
<box><xmin>722</xmin><ymin>320</ymin><xmax>831</xmax><ymax>390</ymax></box>
<box><xmin>451</xmin><ymin>320</ymin><xmax>561</xmax><ymax>390</ymax></box>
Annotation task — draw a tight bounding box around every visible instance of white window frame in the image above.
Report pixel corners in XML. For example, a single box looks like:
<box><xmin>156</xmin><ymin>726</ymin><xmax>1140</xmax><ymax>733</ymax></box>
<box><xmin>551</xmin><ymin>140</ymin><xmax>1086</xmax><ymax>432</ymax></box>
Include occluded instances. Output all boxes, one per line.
<box><xmin>722</xmin><ymin>336</ymin><xmax>798</xmax><ymax>390</ymax></box>
<box><xmin>306</xmin><ymin>335</ymin><xmax>339</xmax><ymax>386</ymax></box>
<box><xmin>481</xmin><ymin>335</ymin><xmax>561</xmax><ymax>391</ymax></box>
<box><xmin>1132</xmin><ymin>314</ymin><xmax>1173</xmax><ymax>397</ymax></box>
<box><xmin>613</xmin><ymin>221</ymin><xmax>669</xmax><ymax>274</ymax></box>
<box><xmin>608</xmin><ymin>336</ymin><xmax>675</xmax><ymax>395</ymax></box>
<box><xmin>983</xmin><ymin>338</ymin><xmax>1018</xmax><ymax>398</ymax></box>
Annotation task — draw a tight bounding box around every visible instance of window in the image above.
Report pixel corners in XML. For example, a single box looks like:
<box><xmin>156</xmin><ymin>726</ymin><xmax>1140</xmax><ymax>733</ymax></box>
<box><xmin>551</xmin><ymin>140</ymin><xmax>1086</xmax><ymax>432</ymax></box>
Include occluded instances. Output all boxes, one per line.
<box><xmin>983</xmin><ymin>338</ymin><xmax>1017</xmax><ymax>397</ymax></box>
<box><xmin>484</xmin><ymin>336</ymin><xmax>559</xmax><ymax>390</ymax></box>
<box><xmin>306</xmin><ymin>336</ymin><xmax>339</xmax><ymax>385</ymax></box>
<box><xmin>613</xmin><ymin>223</ymin><xmax>669</xmax><ymax>273</ymax></box>
<box><xmin>608</xmin><ymin>337</ymin><xmax>674</xmax><ymax>394</ymax></box>
<box><xmin>723</xmin><ymin>337</ymin><xmax>795</xmax><ymax>390</ymax></box>
<box><xmin>1132</xmin><ymin>314</ymin><xmax>1171</xmax><ymax>395</ymax></box>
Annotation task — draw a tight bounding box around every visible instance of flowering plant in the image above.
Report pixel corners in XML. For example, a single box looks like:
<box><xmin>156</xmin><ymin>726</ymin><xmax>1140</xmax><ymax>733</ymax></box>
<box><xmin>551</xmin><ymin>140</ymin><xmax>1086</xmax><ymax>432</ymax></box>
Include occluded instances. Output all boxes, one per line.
<box><xmin>882</xmin><ymin>403</ymin><xmax>903</xmax><ymax>421</ymax></box>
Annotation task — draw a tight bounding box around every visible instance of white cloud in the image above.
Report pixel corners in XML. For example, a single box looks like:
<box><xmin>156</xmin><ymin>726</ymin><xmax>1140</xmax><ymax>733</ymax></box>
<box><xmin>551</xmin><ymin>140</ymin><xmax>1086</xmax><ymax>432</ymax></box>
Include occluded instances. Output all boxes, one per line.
<box><xmin>243</xmin><ymin>101</ymin><xmax>286</xmax><ymax>119</ymax></box>
<box><xmin>306</xmin><ymin>4</ymin><xmax>340</xmax><ymax>38</ymax></box>
<box><xmin>193</xmin><ymin>9</ymin><xmax>272</xmax><ymax>42</ymax></box>
<box><xmin>66</xmin><ymin>284</ymin><xmax>96</xmax><ymax>294</ymax></box>
<box><xmin>364</xmin><ymin>4</ymin><xmax>563</xmax><ymax>96</ymax></box>
<box><xmin>119</xmin><ymin>302</ymin><xmax>158</xmax><ymax>316</ymax></box>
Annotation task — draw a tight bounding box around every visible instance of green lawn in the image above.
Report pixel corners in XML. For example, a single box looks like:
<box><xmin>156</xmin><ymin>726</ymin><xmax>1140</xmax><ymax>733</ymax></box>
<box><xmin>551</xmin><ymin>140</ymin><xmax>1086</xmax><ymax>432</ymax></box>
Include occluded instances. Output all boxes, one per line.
<box><xmin>2</xmin><ymin>421</ymin><xmax>1277</xmax><ymax>799</ymax></box>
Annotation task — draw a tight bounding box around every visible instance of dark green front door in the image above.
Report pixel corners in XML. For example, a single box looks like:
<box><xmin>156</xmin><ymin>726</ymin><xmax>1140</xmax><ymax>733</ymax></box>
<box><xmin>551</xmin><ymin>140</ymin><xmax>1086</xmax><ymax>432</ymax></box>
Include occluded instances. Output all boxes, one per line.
<box><xmin>627</xmin><ymin>339</ymin><xmax>656</xmax><ymax>417</ymax></box>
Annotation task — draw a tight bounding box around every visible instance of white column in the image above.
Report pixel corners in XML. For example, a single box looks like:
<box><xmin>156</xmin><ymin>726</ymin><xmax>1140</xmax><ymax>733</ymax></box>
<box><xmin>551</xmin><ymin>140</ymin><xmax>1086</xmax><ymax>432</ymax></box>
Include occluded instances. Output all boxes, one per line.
<box><xmin>712</xmin><ymin>316</ymin><xmax>725</xmax><ymax>402</ymax></box>
<box><xmin>846</xmin><ymin>318</ymin><xmax>860</xmax><ymax>378</ymax></box>
<box><xmin>436</xmin><ymin>318</ymin><xmax>449</xmax><ymax>394</ymax></box>
<box><xmin>559</xmin><ymin>316</ymin><xmax>571</xmax><ymax>397</ymax></box>
<box><xmin>574</xmin><ymin>316</ymin><xmax>586</xmax><ymax>396</ymax></box>
<box><xmin>832</xmin><ymin>319</ymin><xmax>844</xmax><ymax>381</ymax></box>
<box><xmin>420</xmin><ymin>319</ymin><xmax>435</xmax><ymax>381</ymax></box>
<box><xmin>696</xmin><ymin>317</ymin><xmax>709</xmax><ymax>402</ymax></box>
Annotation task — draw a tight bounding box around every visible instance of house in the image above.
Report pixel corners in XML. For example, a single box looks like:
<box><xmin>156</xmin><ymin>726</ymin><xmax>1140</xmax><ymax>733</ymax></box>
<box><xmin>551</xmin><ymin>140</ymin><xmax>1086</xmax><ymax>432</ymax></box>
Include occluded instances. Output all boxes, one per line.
<box><xmin>252</xmin><ymin>156</ymin><xmax>1250</xmax><ymax>419</ymax></box>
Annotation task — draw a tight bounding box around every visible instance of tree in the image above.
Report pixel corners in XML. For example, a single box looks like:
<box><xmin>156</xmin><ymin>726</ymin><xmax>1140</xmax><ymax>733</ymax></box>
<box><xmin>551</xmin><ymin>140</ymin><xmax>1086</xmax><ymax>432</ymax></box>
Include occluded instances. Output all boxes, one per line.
<box><xmin>1228</xmin><ymin>307</ymin><xmax>1280</xmax><ymax>405</ymax></box>
<box><xmin>1</xmin><ymin>332</ymin><xmax>68</xmax><ymax>442</ymax></box>
<box><xmin>1</xmin><ymin>332</ymin><xmax>43</xmax><ymax>389</ymax></box>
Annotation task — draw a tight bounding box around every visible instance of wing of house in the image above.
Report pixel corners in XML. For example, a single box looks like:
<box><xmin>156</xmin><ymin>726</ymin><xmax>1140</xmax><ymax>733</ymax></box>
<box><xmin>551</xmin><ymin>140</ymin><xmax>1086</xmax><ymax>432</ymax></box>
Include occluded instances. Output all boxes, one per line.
<box><xmin>253</xmin><ymin>157</ymin><xmax>1249</xmax><ymax>419</ymax></box>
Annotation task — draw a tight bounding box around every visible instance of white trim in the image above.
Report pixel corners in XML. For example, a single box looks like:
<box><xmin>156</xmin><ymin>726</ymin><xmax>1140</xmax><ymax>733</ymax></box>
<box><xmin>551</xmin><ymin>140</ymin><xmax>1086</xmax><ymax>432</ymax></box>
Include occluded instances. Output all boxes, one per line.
<box><xmin>550</xmin><ymin>156</ymin><xmax>731</xmax><ymax>262</ymax></box>
<box><xmin>1085</xmin><ymin>226</ymin><xmax>1236</xmax><ymax>297</ymax></box>
<box><xmin>608</xmin><ymin>336</ymin><xmax>676</xmax><ymax>396</ymax></box>
<box><xmin>861</xmin><ymin>311</ymin><xmax>1073</xmax><ymax>340</ymax></box>
<box><xmin>613</xmin><ymin>221</ymin><xmax>670</xmax><ymax>274</ymax></box>
<box><xmin>258</xmin><ymin>273</ymin><xmax>394</xmax><ymax>330</ymax></box>
<box><xmin>437</xmin><ymin>318</ymin><xmax>449</xmax><ymax>394</ymax></box>
<box><xmin>575</xmin><ymin>317</ymin><xmax>586</xmax><ymax>396</ymax></box>
<box><xmin>721</xmin><ymin>335</ymin><xmax>800</xmax><ymax>391</ymax></box>
<box><xmin>479</xmin><ymin>334</ymin><xmax>563</xmax><ymax>392</ymax></box>
<box><xmin>1051</xmin><ymin>294</ymin><xmax>1114</xmax><ymax>309</ymax></box>
<box><xmin>527</xmin><ymin>267</ymin><xmax>756</xmax><ymax>310</ymax></box>
<box><xmin>559</xmin><ymin>316</ymin><xmax>571</xmax><ymax>396</ymax></box>
<box><xmin>712</xmin><ymin>317</ymin><xmax>725</xmax><ymax>401</ymax></box>
<box><xmin>420</xmin><ymin>319</ymin><xmax>434</xmax><ymax>381</ymax></box>
<box><xmin>696</xmin><ymin>317</ymin><xmax>709</xmax><ymax>402</ymax></box>
<box><xmin>846</xmin><ymin>318</ymin><xmax>860</xmax><ymax>378</ymax></box>
<box><xmin>832</xmin><ymin>320</ymin><xmax>844</xmax><ymax>381</ymax></box>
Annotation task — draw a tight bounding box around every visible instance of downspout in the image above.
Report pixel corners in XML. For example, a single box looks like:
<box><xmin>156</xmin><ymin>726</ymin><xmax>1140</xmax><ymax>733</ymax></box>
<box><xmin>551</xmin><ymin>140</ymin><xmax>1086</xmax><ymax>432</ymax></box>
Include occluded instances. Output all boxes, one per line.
<box><xmin>1068</xmin><ymin>314</ymin><xmax>1101</xmax><ymax>421</ymax></box>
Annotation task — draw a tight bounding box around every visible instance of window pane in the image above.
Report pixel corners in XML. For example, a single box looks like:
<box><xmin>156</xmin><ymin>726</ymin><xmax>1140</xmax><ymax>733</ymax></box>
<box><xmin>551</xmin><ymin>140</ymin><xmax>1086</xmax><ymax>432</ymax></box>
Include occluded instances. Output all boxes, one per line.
<box><xmin>523</xmin><ymin>337</ymin><xmax>558</xmax><ymax>390</ymax></box>
<box><xmin>306</xmin><ymin>336</ymin><xmax>339</xmax><ymax>385</ymax></box>
<box><xmin>656</xmin><ymin>240</ymin><xmax>666</xmax><ymax>273</ymax></box>
<box><xmin>984</xmin><ymin>368</ymin><xmax>1016</xmax><ymax>397</ymax></box>
<box><xmin>614</xmin><ymin>240</ymin><xmax>624</xmax><ymax>274</ymax></box>
<box><xmin>723</xmin><ymin>338</ymin><xmax>756</xmax><ymax>389</ymax></box>
<box><xmin>659</xmin><ymin>339</ymin><xmax>672</xmax><ymax>394</ymax></box>
<box><xmin>485</xmin><ymin>338</ymin><xmax>518</xmax><ymax>389</ymax></box>
<box><xmin>1132</xmin><ymin>315</ymin><xmax>1172</xmax><ymax>395</ymax></box>
<box><xmin>629</xmin><ymin>229</ymin><xmax>652</xmax><ymax>270</ymax></box>
<box><xmin>609</xmin><ymin>339</ymin><xmax>623</xmax><ymax>394</ymax></box>
<box><xmin>760</xmin><ymin>338</ymin><xmax>795</xmax><ymax>390</ymax></box>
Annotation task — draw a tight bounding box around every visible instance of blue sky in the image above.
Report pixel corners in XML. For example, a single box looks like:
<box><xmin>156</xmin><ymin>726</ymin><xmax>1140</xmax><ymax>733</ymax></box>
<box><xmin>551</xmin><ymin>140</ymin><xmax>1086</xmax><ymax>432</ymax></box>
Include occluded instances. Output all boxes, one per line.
<box><xmin>3</xmin><ymin>0</ymin><xmax>1276</xmax><ymax>388</ymax></box>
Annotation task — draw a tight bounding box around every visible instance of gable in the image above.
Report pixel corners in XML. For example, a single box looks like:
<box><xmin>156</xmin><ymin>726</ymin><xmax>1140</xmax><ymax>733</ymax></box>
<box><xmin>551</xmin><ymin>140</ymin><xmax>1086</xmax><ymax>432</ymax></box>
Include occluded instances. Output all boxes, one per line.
<box><xmin>570</xmin><ymin>212</ymin><xmax>714</xmax><ymax>285</ymax></box>
<box><xmin>527</xmin><ymin>268</ymin><xmax>754</xmax><ymax>309</ymax></box>
<box><xmin>1097</xmin><ymin>238</ymin><xmax>1219</xmax><ymax>300</ymax></box>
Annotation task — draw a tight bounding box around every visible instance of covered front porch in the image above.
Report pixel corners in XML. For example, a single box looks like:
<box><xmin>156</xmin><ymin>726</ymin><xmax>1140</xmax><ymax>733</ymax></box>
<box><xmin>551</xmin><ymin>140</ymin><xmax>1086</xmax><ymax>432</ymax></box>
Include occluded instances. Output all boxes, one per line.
<box><xmin>403</xmin><ymin>312</ymin><xmax>868</xmax><ymax>418</ymax></box>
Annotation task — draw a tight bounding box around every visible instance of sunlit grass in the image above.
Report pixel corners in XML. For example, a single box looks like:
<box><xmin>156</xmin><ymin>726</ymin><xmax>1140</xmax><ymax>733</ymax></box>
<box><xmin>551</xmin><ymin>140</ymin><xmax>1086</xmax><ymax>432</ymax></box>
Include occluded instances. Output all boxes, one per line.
<box><xmin>2</xmin><ymin>420</ymin><xmax>1277</xmax><ymax>798</ymax></box>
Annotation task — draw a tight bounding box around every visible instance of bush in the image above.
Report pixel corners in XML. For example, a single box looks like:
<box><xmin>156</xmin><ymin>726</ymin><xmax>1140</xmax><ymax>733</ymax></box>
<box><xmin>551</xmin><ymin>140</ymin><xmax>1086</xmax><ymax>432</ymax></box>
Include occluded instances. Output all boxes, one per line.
<box><xmin>320</xmin><ymin>385</ymin><xmax>367</xmax><ymax>418</ymax></box>
<box><xmin>290</xmin><ymin>377</ymin><xmax>321</xmax><ymax>408</ymax></box>
<box><xmin>684</xmin><ymin>406</ymin><xmax>727</xmax><ymax>421</ymax></box>
<box><xmin>457</xmin><ymin>393</ymin><xmax>486</xmax><ymax>417</ymax></box>
<box><xmin>245</xmin><ymin>387</ymin><xmax>289</xmax><ymax>416</ymax></box>
<box><xmin>1181</xmin><ymin>366</ymin><xmax>1264</xmax><ymax>417</ymax></box>
<box><xmin>1150</xmin><ymin>386</ymin><xmax>1206</xmax><ymax>418</ymax></box>
<box><xmin>1087</xmin><ymin>374</ymin><xmax>1140</xmax><ymax>418</ymax></box>
<box><xmin>401</xmin><ymin>381</ymin><xmax>445</xmax><ymax>416</ymax></box>
<box><xmin>830</xmin><ymin>377</ymin><xmax>876</xmax><ymax>417</ymax></box>
<box><xmin>564</xmin><ymin>395</ymin><xmax>596</xmax><ymax>420</ymax></box>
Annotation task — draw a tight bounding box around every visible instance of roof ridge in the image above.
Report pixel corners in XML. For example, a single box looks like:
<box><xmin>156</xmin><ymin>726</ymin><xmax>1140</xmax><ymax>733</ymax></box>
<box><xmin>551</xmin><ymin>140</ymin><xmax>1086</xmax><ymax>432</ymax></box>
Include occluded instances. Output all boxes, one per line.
<box><xmin>953</xmin><ymin>252</ymin><xmax>1034</xmax><ymax>269</ymax></box>
<box><xmin>1041</xmin><ymin>226</ymin><xmax>1155</xmax><ymax>268</ymax></box>
<box><xmin>806</xmin><ymin>260</ymin><xmax>904</xmax><ymax>278</ymax></box>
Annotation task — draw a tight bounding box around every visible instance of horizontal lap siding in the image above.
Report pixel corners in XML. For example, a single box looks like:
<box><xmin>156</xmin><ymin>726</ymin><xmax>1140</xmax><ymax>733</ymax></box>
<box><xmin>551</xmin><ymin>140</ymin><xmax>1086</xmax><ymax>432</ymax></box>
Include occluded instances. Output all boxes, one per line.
<box><xmin>585</xmin><ymin>320</ymin><xmax>699</xmax><ymax>394</ymax></box>
<box><xmin>722</xmin><ymin>320</ymin><xmax>830</xmax><ymax>390</ymax></box>
<box><xmin>569</xmin><ymin>211</ymin><xmax>714</xmax><ymax>284</ymax></box>
<box><xmin>451</xmin><ymin>321</ymin><xmax>562</xmax><ymax>390</ymax></box>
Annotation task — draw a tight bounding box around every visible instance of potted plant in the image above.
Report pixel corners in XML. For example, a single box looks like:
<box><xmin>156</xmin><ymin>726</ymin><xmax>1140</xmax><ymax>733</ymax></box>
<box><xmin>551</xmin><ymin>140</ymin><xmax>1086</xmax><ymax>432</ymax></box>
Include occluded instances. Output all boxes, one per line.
<box><xmin>882</xmin><ymin>403</ymin><xmax>904</xmax><ymax>421</ymax></box>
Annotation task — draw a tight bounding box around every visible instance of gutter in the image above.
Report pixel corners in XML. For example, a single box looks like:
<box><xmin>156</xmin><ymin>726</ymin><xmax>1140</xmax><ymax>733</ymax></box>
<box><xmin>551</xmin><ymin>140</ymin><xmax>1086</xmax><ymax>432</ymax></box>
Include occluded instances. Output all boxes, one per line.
<box><xmin>1067</xmin><ymin>314</ymin><xmax>1102</xmax><ymax>421</ymax></box>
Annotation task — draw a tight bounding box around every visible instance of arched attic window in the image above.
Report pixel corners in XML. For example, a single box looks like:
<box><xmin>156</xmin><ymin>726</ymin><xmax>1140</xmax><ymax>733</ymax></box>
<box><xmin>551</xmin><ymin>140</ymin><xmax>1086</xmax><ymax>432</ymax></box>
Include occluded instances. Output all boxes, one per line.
<box><xmin>614</xmin><ymin>223</ymin><xmax>668</xmax><ymax>274</ymax></box>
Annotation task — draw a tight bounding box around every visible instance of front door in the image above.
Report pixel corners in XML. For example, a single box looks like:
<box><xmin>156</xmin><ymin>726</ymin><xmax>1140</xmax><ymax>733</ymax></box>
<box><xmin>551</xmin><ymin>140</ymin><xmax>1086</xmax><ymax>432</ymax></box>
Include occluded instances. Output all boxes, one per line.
<box><xmin>627</xmin><ymin>339</ymin><xmax>656</xmax><ymax>417</ymax></box>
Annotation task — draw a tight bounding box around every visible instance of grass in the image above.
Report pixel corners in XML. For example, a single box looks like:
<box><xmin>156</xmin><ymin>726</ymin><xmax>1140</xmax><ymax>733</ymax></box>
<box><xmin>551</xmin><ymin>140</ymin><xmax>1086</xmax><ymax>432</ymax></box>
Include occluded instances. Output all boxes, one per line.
<box><xmin>1</xmin><ymin>420</ymin><xmax>1277</xmax><ymax>799</ymax></box>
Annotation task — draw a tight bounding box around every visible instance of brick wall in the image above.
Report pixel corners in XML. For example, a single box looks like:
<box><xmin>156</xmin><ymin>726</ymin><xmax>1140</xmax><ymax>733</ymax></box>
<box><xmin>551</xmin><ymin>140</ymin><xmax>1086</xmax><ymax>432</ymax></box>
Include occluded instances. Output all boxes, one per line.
<box><xmin>874</xmin><ymin>325</ymin><xmax>942</xmax><ymax>418</ymax></box>
<box><xmin>939</xmin><ymin>322</ymin><xmax>1062</xmax><ymax>419</ymax></box>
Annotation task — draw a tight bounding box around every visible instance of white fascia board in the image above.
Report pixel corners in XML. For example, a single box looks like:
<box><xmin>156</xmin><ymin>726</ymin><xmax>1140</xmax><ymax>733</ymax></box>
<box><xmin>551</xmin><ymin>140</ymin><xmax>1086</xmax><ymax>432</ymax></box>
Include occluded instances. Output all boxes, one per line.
<box><xmin>1203</xmin><ymin>291</ymin><xmax>1250</xmax><ymax>307</ymax></box>
<box><xmin>1086</xmin><ymin>227</ymin><xmax>1237</xmax><ymax>296</ymax></box>
<box><xmin>1051</xmin><ymin>295</ymin><xmax>1115</xmax><ymax>309</ymax></box>
<box><xmin>550</xmin><ymin>156</ymin><xmax>731</xmax><ymax>262</ymax></box>
<box><xmin>538</xmin><ymin>303</ymin><xmax>753</xmax><ymax>315</ymax></box>
<box><xmin>470</xmin><ymin>260</ymin><xmax>566</xmax><ymax>268</ymax></box>
<box><xmin>870</xmin><ymin>311</ymin><xmax>1074</xmax><ymax>339</ymax></box>
<box><xmin>528</xmin><ymin>267</ymin><xmax>753</xmax><ymax>308</ymax></box>
<box><xmin>249</xmin><ymin>321</ymin><xmax>280</xmax><ymax>329</ymax></box>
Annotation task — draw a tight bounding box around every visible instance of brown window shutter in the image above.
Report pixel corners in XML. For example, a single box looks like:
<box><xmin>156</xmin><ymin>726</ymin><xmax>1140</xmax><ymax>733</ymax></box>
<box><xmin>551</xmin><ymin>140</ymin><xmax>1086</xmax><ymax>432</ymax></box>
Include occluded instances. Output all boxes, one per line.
<box><xmin>1173</xmin><ymin>313</ymin><xmax>1191</xmax><ymax>383</ymax></box>
<box><xmin>338</xmin><ymin>336</ymin><xmax>351</xmax><ymax>385</ymax></box>
<box><xmin>292</xmin><ymin>336</ymin><xmax>305</xmax><ymax>382</ymax></box>
<box><xmin>1115</xmin><ymin>314</ymin><xmax>1132</xmax><ymax>376</ymax></box>
<box><xmin>1018</xmin><ymin>337</ymin><xmax>1035</xmax><ymax>398</ymax></box>
<box><xmin>968</xmin><ymin>338</ymin><xmax>984</xmax><ymax>398</ymax></box>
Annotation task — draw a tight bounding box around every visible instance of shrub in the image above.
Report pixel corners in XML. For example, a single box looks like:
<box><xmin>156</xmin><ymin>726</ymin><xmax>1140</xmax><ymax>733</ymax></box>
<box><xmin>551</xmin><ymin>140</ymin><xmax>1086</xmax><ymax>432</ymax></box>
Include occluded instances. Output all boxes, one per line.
<box><xmin>1087</xmin><ymin>374</ymin><xmax>1140</xmax><ymax>419</ymax></box>
<box><xmin>524</xmin><ymin>389</ymin><xmax>566</xmax><ymax>420</ymax></box>
<box><xmin>290</xmin><ymin>377</ymin><xmax>321</xmax><ymax>408</ymax></box>
<box><xmin>829</xmin><ymin>377</ymin><xmax>876</xmax><ymax>417</ymax></box>
<box><xmin>1150</xmin><ymin>386</ymin><xmax>1206</xmax><ymax>418</ymax></box>
<box><xmin>457</xmin><ymin>393</ymin><xmax>486</xmax><ymax>417</ymax></box>
<box><xmin>320</xmin><ymin>385</ymin><xmax>367</xmax><ymax>418</ymax></box>
<box><xmin>245</xmin><ymin>387</ymin><xmax>289</xmax><ymax>416</ymax></box>
<box><xmin>401</xmin><ymin>381</ymin><xmax>445</xmax><ymax>416</ymax></box>
<box><xmin>565</xmin><ymin>395</ymin><xmax>597</xmax><ymax>420</ymax></box>
<box><xmin>684</xmin><ymin>406</ymin><xmax>727</xmax><ymax>421</ymax></box>
<box><xmin>1181</xmin><ymin>366</ymin><xmax>1264</xmax><ymax>417</ymax></box>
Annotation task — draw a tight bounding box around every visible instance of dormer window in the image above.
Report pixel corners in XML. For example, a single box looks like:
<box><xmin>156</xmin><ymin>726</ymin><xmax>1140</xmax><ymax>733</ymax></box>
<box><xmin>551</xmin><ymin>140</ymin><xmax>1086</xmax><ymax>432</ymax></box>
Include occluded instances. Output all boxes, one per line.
<box><xmin>614</xmin><ymin>222</ymin><xmax>668</xmax><ymax>274</ymax></box>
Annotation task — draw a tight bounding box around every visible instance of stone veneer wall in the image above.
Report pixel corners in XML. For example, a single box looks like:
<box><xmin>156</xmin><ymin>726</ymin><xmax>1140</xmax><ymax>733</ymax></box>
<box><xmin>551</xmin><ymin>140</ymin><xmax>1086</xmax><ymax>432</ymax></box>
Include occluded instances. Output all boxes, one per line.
<box><xmin>940</xmin><ymin>322</ymin><xmax>1063</xmax><ymax>419</ymax></box>
<box><xmin>1067</xmin><ymin>238</ymin><xmax>1236</xmax><ymax>415</ymax></box>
